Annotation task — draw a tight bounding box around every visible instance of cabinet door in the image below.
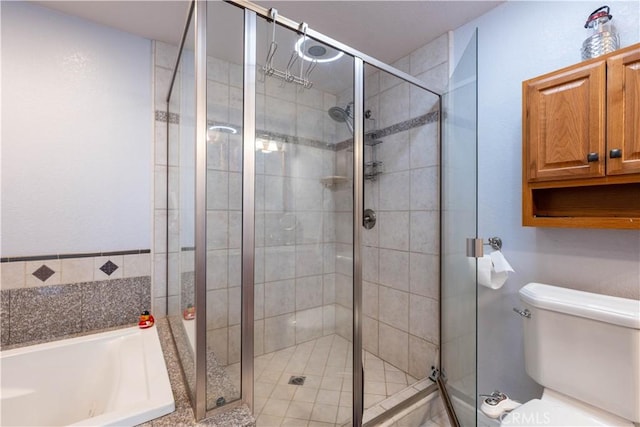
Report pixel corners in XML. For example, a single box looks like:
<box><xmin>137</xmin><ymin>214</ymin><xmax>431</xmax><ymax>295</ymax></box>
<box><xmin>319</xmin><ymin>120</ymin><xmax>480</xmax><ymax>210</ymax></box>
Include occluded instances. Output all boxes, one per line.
<box><xmin>607</xmin><ymin>47</ymin><xmax>640</xmax><ymax>175</ymax></box>
<box><xmin>524</xmin><ymin>61</ymin><xmax>606</xmax><ymax>182</ymax></box>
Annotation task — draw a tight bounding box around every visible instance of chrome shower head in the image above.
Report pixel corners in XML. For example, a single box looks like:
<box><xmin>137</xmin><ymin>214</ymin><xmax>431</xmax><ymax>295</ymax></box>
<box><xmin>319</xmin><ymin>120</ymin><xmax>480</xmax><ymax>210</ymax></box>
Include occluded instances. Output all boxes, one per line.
<box><xmin>328</xmin><ymin>106</ymin><xmax>349</xmax><ymax>123</ymax></box>
<box><xmin>328</xmin><ymin>103</ymin><xmax>354</xmax><ymax>135</ymax></box>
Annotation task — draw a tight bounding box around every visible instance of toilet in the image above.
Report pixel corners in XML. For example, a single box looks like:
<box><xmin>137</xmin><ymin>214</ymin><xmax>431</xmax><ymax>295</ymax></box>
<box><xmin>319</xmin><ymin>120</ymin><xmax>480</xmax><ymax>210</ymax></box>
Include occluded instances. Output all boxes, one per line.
<box><xmin>501</xmin><ymin>283</ymin><xmax>640</xmax><ymax>426</ymax></box>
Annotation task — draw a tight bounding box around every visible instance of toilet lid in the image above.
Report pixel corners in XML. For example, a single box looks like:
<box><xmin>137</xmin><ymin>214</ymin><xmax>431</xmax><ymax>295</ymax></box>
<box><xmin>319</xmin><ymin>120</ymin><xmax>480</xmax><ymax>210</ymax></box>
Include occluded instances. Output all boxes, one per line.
<box><xmin>500</xmin><ymin>399</ymin><xmax>617</xmax><ymax>426</ymax></box>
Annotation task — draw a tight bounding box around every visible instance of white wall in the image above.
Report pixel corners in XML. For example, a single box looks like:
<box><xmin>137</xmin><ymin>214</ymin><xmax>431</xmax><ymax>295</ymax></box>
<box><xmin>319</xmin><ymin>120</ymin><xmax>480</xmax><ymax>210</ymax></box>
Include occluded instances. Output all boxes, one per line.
<box><xmin>453</xmin><ymin>1</ymin><xmax>640</xmax><ymax>403</ymax></box>
<box><xmin>1</xmin><ymin>2</ymin><xmax>152</xmax><ymax>256</ymax></box>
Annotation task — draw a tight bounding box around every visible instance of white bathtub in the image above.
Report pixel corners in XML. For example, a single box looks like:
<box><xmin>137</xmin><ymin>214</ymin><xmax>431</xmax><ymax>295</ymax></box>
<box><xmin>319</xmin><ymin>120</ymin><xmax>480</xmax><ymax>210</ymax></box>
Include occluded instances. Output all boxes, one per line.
<box><xmin>1</xmin><ymin>326</ymin><xmax>175</xmax><ymax>426</ymax></box>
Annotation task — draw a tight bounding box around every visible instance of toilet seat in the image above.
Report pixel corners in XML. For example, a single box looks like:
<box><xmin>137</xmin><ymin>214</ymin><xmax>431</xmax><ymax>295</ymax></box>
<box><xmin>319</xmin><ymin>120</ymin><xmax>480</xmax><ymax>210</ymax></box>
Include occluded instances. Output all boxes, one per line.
<box><xmin>500</xmin><ymin>397</ymin><xmax>634</xmax><ymax>427</ymax></box>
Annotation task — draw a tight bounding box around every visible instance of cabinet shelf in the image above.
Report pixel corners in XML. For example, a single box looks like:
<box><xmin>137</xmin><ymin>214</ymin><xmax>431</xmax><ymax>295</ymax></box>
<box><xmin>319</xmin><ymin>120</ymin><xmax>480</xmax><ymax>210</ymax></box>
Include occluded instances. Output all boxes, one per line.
<box><xmin>532</xmin><ymin>183</ymin><xmax>640</xmax><ymax>217</ymax></box>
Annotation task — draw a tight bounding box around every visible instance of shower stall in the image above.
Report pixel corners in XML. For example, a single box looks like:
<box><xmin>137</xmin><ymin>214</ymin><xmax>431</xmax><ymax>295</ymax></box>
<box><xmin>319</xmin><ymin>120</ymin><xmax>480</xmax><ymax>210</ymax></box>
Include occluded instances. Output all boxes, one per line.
<box><xmin>163</xmin><ymin>1</ymin><xmax>478</xmax><ymax>425</ymax></box>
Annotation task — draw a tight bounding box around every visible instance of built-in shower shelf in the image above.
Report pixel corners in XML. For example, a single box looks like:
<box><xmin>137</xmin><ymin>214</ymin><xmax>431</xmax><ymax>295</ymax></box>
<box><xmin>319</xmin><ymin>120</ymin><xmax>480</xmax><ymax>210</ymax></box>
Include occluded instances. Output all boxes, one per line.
<box><xmin>320</xmin><ymin>176</ymin><xmax>350</xmax><ymax>189</ymax></box>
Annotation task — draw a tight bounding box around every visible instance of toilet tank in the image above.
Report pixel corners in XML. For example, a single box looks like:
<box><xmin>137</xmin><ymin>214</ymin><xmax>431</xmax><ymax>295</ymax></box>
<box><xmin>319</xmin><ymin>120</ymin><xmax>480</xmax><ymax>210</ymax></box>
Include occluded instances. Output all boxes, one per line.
<box><xmin>519</xmin><ymin>283</ymin><xmax>640</xmax><ymax>423</ymax></box>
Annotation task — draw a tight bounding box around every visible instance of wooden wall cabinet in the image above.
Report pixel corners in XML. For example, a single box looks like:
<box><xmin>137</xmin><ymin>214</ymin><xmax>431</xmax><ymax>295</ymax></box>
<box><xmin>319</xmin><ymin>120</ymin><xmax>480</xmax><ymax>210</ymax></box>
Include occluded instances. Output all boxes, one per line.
<box><xmin>522</xmin><ymin>43</ymin><xmax>640</xmax><ymax>229</ymax></box>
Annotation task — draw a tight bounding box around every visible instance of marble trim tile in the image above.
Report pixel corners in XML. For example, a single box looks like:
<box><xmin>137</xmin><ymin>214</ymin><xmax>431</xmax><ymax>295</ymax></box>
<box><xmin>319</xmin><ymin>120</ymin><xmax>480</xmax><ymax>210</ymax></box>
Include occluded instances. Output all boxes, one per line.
<box><xmin>26</xmin><ymin>260</ymin><xmax>61</xmax><ymax>287</ymax></box>
<box><xmin>155</xmin><ymin>110</ymin><xmax>180</xmax><ymax>124</ymax></box>
<box><xmin>123</xmin><ymin>253</ymin><xmax>152</xmax><ymax>278</ymax></box>
<box><xmin>60</xmin><ymin>257</ymin><xmax>94</xmax><ymax>284</ymax></box>
<box><xmin>335</xmin><ymin>111</ymin><xmax>439</xmax><ymax>150</ymax></box>
<box><xmin>94</xmin><ymin>256</ymin><xmax>124</xmax><ymax>280</ymax></box>
<box><xmin>155</xmin><ymin>110</ymin><xmax>438</xmax><ymax>154</ymax></box>
<box><xmin>2</xmin><ymin>250</ymin><xmax>152</xmax><ymax>289</ymax></box>
<box><xmin>1</xmin><ymin>261</ymin><xmax>26</xmax><ymax>290</ymax></box>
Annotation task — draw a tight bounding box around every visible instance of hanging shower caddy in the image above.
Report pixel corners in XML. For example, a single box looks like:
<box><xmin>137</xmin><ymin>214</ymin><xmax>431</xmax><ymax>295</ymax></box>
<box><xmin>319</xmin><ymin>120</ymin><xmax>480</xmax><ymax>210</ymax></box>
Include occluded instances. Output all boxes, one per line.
<box><xmin>364</xmin><ymin>132</ymin><xmax>384</xmax><ymax>181</ymax></box>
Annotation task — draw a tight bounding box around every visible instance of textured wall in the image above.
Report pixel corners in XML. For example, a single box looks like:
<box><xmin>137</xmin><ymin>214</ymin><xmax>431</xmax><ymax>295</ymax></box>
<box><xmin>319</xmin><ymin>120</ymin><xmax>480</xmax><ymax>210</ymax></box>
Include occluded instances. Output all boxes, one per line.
<box><xmin>453</xmin><ymin>0</ymin><xmax>640</xmax><ymax>404</ymax></box>
<box><xmin>1</xmin><ymin>2</ymin><xmax>152</xmax><ymax>257</ymax></box>
<box><xmin>0</xmin><ymin>2</ymin><xmax>154</xmax><ymax>346</ymax></box>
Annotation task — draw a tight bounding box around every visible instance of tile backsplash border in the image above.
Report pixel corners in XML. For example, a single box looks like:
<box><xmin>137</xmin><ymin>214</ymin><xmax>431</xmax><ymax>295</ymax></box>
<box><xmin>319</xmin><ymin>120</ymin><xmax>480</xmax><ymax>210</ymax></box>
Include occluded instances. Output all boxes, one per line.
<box><xmin>1</xmin><ymin>249</ymin><xmax>151</xmax><ymax>290</ymax></box>
<box><xmin>154</xmin><ymin>109</ymin><xmax>439</xmax><ymax>154</ymax></box>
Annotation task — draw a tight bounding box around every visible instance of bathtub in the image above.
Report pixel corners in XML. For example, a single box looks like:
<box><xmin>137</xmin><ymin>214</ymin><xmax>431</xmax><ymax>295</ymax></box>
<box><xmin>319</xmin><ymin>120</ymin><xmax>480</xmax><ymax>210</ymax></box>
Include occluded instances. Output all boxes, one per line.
<box><xmin>1</xmin><ymin>326</ymin><xmax>175</xmax><ymax>426</ymax></box>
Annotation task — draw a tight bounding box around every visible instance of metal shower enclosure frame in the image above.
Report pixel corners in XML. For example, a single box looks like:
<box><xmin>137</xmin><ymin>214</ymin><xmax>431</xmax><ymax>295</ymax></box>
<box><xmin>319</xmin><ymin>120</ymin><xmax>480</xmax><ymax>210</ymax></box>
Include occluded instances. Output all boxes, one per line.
<box><xmin>167</xmin><ymin>0</ymin><xmax>444</xmax><ymax>424</ymax></box>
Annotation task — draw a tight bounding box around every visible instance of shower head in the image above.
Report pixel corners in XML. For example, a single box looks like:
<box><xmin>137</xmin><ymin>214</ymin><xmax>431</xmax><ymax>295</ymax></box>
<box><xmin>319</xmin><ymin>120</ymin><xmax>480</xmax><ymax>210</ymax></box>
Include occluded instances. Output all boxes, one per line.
<box><xmin>328</xmin><ymin>106</ymin><xmax>349</xmax><ymax>123</ymax></box>
<box><xmin>328</xmin><ymin>103</ymin><xmax>354</xmax><ymax>135</ymax></box>
<box><xmin>328</xmin><ymin>102</ymin><xmax>353</xmax><ymax>122</ymax></box>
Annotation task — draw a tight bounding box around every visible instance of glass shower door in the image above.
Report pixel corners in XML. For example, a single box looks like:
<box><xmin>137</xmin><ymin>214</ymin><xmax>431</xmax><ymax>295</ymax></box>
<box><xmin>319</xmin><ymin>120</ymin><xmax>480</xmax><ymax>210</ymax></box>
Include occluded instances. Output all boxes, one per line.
<box><xmin>253</xmin><ymin>15</ymin><xmax>355</xmax><ymax>426</ymax></box>
<box><xmin>360</xmin><ymin>62</ymin><xmax>441</xmax><ymax>421</ymax></box>
<box><xmin>167</xmin><ymin>10</ymin><xmax>197</xmax><ymax>404</ymax></box>
<box><xmin>440</xmin><ymin>30</ymin><xmax>478</xmax><ymax>426</ymax></box>
<box><xmin>203</xmin><ymin>1</ymin><xmax>244</xmax><ymax>412</ymax></box>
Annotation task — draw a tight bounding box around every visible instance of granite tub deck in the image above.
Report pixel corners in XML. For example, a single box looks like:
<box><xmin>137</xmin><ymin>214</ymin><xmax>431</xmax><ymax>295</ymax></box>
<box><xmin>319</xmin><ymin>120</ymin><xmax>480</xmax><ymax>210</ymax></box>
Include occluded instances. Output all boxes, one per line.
<box><xmin>141</xmin><ymin>317</ymin><xmax>255</xmax><ymax>427</ymax></box>
<box><xmin>167</xmin><ymin>315</ymin><xmax>241</xmax><ymax>410</ymax></box>
<box><xmin>0</xmin><ymin>315</ymin><xmax>253</xmax><ymax>427</ymax></box>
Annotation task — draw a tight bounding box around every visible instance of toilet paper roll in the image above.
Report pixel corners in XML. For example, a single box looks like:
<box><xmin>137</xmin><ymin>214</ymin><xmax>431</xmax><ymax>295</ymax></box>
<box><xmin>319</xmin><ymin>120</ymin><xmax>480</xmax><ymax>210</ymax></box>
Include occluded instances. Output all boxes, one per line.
<box><xmin>478</xmin><ymin>251</ymin><xmax>514</xmax><ymax>289</ymax></box>
<box><xmin>490</xmin><ymin>250</ymin><xmax>514</xmax><ymax>274</ymax></box>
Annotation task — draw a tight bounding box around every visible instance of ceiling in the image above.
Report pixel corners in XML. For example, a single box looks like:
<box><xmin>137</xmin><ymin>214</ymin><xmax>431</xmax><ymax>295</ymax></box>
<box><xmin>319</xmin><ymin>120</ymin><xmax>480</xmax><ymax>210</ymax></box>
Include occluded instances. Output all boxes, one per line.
<box><xmin>255</xmin><ymin>1</ymin><xmax>503</xmax><ymax>64</ymax></box>
<box><xmin>32</xmin><ymin>0</ymin><xmax>503</xmax><ymax>65</ymax></box>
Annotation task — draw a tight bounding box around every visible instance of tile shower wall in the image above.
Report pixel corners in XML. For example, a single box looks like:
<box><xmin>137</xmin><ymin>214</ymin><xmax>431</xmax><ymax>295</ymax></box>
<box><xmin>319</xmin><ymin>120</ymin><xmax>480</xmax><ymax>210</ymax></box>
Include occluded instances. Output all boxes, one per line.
<box><xmin>253</xmin><ymin>140</ymin><xmax>339</xmax><ymax>357</ymax></box>
<box><xmin>153</xmin><ymin>33</ymin><xmax>447</xmax><ymax>374</ymax></box>
<box><xmin>203</xmin><ymin>50</ymin><xmax>243</xmax><ymax>367</ymax></box>
<box><xmin>153</xmin><ymin>40</ymin><xmax>349</xmax><ymax>366</ymax></box>
<box><xmin>252</xmin><ymin>62</ymin><xmax>346</xmax><ymax>359</ymax></box>
<box><xmin>356</xmin><ymin>34</ymin><xmax>448</xmax><ymax>380</ymax></box>
<box><xmin>153</xmin><ymin>41</ymin><xmax>181</xmax><ymax>319</ymax></box>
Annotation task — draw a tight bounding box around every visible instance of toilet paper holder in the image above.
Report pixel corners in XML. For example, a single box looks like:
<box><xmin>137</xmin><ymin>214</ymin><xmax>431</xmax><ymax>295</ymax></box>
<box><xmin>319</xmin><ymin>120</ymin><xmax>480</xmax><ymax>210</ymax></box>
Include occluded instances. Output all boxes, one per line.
<box><xmin>486</xmin><ymin>237</ymin><xmax>502</xmax><ymax>251</ymax></box>
<box><xmin>466</xmin><ymin>236</ymin><xmax>503</xmax><ymax>258</ymax></box>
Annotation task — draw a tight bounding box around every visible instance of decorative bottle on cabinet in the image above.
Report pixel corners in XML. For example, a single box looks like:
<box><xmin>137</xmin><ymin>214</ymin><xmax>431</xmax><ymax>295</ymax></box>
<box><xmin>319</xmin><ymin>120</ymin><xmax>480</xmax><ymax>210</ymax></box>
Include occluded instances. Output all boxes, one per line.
<box><xmin>582</xmin><ymin>5</ymin><xmax>620</xmax><ymax>60</ymax></box>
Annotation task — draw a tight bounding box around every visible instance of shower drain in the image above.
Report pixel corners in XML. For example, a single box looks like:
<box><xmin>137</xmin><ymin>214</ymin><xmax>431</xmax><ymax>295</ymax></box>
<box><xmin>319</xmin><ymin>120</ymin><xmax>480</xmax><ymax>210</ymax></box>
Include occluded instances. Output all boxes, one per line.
<box><xmin>288</xmin><ymin>375</ymin><xmax>306</xmax><ymax>386</ymax></box>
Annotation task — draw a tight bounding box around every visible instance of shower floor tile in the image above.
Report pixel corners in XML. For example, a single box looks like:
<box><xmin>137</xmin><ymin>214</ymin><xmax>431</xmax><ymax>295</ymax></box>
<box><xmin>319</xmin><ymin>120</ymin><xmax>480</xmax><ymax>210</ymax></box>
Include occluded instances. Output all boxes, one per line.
<box><xmin>252</xmin><ymin>333</ymin><xmax>425</xmax><ymax>427</ymax></box>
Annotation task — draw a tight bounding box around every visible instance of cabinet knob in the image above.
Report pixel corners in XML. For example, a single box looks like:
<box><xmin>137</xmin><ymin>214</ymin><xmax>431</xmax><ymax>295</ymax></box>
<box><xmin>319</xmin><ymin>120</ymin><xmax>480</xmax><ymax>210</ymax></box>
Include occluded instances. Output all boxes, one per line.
<box><xmin>609</xmin><ymin>148</ymin><xmax>622</xmax><ymax>159</ymax></box>
<box><xmin>587</xmin><ymin>152</ymin><xmax>599</xmax><ymax>162</ymax></box>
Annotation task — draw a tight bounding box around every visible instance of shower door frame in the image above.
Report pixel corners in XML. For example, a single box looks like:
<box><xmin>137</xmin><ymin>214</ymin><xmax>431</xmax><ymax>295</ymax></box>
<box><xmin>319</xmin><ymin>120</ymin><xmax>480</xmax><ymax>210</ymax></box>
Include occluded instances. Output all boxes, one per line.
<box><xmin>186</xmin><ymin>0</ymin><xmax>445</xmax><ymax>423</ymax></box>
